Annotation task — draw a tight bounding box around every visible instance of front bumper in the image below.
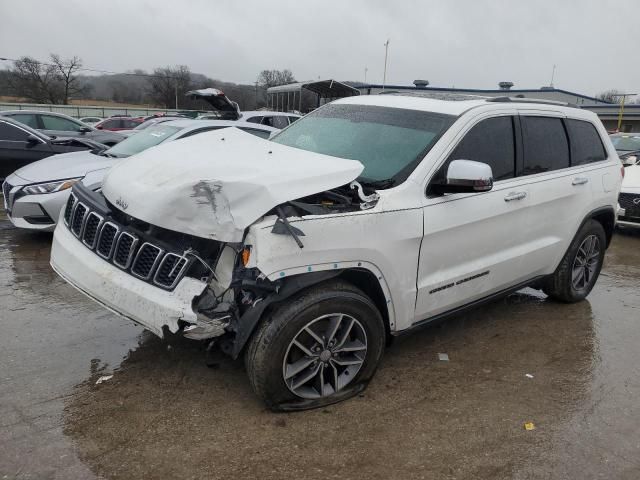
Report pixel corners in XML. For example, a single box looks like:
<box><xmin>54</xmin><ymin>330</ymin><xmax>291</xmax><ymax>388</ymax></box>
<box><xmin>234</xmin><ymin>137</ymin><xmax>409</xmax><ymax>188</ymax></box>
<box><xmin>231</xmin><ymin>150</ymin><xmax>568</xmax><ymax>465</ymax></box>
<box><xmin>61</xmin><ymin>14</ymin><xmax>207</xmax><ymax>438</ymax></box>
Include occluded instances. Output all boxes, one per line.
<box><xmin>4</xmin><ymin>184</ymin><xmax>69</xmax><ymax>231</ymax></box>
<box><xmin>50</xmin><ymin>222</ymin><xmax>208</xmax><ymax>336</ymax></box>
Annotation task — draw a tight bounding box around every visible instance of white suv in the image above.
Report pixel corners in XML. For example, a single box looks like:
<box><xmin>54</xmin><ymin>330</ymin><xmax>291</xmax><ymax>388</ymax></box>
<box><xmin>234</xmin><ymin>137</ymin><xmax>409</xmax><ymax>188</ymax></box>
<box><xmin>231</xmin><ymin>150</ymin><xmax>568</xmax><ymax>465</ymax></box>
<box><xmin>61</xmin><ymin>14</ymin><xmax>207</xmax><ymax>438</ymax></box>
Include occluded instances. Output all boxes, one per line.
<box><xmin>50</xmin><ymin>95</ymin><xmax>622</xmax><ymax>410</ymax></box>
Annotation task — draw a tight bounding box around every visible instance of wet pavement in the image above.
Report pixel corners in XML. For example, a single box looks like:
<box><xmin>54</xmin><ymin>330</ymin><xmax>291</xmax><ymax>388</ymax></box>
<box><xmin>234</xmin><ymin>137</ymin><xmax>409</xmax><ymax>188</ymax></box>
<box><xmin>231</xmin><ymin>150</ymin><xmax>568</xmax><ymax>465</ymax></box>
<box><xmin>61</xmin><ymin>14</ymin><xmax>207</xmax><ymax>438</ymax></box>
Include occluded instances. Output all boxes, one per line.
<box><xmin>0</xmin><ymin>210</ymin><xmax>639</xmax><ymax>480</ymax></box>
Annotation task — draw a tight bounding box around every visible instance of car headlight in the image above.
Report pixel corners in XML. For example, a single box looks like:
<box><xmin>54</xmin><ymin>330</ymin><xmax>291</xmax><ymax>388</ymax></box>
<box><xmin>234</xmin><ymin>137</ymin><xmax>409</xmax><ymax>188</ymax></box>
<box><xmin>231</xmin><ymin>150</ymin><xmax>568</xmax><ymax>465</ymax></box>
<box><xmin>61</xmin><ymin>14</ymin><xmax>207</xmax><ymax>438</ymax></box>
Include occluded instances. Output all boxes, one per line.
<box><xmin>22</xmin><ymin>177</ymin><xmax>83</xmax><ymax>195</ymax></box>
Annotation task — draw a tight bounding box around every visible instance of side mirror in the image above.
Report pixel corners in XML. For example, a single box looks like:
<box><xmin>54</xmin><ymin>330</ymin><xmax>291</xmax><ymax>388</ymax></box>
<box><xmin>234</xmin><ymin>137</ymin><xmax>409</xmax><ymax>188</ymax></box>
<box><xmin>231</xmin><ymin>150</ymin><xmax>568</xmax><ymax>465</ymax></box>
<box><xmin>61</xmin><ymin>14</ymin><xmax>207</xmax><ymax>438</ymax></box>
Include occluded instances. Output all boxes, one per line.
<box><xmin>433</xmin><ymin>159</ymin><xmax>494</xmax><ymax>194</ymax></box>
<box><xmin>621</xmin><ymin>155</ymin><xmax>637</xmax><ymax>166</ymax></box>
<box><xmin>79</xmin><ymin>126</ymin><xmax>92</xmax><ymax>133</ymax></box>
<box><xmin>26</xmin><ymin>134</ymin><xmax>41</xmax><ymax>147</ymax></box>
<box><xmin>95</xmin><ymin>125</ymin><xmax>103</xmax><ymax>130</ymax></box>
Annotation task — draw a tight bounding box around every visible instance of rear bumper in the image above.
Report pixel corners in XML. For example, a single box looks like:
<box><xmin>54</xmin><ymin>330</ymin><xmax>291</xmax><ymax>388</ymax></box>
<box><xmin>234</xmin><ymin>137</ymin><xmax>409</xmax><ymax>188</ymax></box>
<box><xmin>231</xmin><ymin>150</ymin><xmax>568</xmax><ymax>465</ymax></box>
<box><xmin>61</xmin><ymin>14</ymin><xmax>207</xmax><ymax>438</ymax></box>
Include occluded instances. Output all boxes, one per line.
<box><xmin>50</xmin><ymin>222</ymin><xmax>208</xmax><ymax>337</ymax></box>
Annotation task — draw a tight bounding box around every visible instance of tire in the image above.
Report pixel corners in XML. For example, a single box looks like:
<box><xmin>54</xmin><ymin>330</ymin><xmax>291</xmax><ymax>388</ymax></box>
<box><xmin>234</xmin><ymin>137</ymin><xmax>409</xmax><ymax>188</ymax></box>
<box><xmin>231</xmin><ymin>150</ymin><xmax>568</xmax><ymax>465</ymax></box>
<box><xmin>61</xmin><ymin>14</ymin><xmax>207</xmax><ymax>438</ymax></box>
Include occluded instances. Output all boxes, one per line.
<box><xmin>543</xmin><ymin>219</ymin><xmax>606</xmax><ymax>303</ymax></box>
<box><xmin>245</xmin><ymin>279</ymin><xmax>385</xmax><ymax>411</ymax></box>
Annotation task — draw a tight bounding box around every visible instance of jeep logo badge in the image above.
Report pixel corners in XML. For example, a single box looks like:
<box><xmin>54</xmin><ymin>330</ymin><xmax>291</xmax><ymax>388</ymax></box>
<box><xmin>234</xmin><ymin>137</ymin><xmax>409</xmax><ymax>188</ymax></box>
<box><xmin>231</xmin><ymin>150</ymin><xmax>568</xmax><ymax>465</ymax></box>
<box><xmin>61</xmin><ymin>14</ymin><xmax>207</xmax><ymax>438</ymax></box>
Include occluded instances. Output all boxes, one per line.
<box><xmin>116</xmin><ymin>197</ymin><xmax>129</xmax><ymax>210</ymax></box>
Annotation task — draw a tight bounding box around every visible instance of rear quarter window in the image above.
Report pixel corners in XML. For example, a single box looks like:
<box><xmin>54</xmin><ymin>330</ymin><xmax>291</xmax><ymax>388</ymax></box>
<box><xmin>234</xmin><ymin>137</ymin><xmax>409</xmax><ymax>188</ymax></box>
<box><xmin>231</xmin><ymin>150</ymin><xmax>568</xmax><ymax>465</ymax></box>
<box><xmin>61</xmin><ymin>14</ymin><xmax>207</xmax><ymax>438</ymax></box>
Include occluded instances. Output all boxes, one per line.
<box><xmin>566</xmin><ymin>119</ymin><xmax>607</xmax><ymax>165</ymax></box>
<box><xmin>521</xmin><ymin>116</ymin><xmax>570</xmax><ymax>175</ymax></box>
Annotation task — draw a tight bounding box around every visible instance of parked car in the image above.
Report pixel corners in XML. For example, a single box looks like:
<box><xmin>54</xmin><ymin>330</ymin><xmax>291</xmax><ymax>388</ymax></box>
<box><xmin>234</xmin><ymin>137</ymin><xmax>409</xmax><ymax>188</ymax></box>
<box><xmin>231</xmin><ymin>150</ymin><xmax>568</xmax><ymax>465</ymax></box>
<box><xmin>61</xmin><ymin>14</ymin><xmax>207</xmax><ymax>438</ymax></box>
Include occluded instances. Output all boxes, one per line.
<box><xmin>79</xmin><ymin>117</ymin><xmax>103</xmax><ymax>126</ymax></box>
<box><xmin>0</xmin><ymin>116</ymin><xmax>104</xmax><ymax>181</ymax></box>
<box><xmin>94</xmin><ymin>117</ymin><xmax>143</xmax><ymax>132</ymax></box>
<box><xmin>118</xmin><ymin>116</ymin><xmax>188</xmax><ymax>137</ymax></box>
<box><xmin>0</xmin><ymin>110</ymin><xmax>124</xmax><ymax>147</ymax></box>
<box><xmin>240</xmin><ymin>111</ymin><xmax>301</xmax><ymax>129</ymax></box>
<box><xmin>49</xmin><ymin>95</ymin><xmax>621</xmax><ymax>411</ymax></box>
<box><xmin>3</xmin><ymin>120</ymin><xmax>277</xmax><ymax>231</ymax></box>
<box><xmin>609</xmin><ymin>132</ymin><xmax>640</xmax><ymax>154</ymax></box>
<box><xmin>617</xmin><ymin>152</ymin><xmax>640</xmax><ymax>227</ymax></box>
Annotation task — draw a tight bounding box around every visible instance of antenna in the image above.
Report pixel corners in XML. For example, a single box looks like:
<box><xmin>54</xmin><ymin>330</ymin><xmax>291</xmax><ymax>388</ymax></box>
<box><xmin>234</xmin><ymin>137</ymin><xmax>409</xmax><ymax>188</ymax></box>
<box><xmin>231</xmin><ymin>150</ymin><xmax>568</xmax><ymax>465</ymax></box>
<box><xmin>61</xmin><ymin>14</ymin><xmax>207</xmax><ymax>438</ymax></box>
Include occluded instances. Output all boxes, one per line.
<box><xmin>550</xmin><ymin>64</ymin><xmax>556</xmax><ymax>87</ymax></box>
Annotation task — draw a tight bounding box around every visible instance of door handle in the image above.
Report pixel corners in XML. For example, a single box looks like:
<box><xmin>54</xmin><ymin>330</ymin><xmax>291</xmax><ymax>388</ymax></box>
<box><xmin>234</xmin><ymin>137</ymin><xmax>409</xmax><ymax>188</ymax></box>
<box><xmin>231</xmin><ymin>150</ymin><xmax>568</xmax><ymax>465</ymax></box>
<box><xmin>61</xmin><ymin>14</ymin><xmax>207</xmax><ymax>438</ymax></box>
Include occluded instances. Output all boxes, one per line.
<box><xmin>572</xmin><ymin>177</ymin><xmax>589</xmax><ymax>186</ymax></box>
<box><xmin>504</xmin><ymin>191</ymin><xmax>527</xmax><ymax>202</ymax></box>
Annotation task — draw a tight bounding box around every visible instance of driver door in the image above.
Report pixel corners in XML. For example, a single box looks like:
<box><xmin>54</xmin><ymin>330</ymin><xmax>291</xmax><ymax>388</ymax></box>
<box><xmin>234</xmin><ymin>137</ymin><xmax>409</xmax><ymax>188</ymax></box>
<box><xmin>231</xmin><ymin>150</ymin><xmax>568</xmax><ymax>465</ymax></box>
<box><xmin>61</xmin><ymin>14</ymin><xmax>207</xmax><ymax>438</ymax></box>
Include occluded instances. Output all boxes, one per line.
<box><xmin>414</xmin><ymin>114</ymin><xmax>534</xmax><ymax>322</ymax></box>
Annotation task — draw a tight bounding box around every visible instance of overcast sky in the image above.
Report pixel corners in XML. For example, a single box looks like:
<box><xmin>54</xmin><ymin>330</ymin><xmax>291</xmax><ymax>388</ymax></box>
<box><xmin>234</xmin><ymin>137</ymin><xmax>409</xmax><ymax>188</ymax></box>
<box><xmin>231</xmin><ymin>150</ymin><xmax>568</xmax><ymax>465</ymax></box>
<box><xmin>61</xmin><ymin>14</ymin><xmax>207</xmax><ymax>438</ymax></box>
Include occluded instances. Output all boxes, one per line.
<box><xmin>1</xmin><ymin>0</ymin><xmax>638</xmax><ymax>97</ymax></box>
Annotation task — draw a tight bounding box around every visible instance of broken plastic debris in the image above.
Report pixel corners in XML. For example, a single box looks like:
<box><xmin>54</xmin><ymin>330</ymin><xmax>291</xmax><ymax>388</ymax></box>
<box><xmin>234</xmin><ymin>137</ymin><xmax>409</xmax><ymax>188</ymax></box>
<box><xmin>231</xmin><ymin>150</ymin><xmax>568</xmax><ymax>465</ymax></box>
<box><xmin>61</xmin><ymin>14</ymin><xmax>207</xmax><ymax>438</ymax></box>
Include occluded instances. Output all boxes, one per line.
<box><xmin>95</xmin><ymin>375</ymin><xmax>113</xmax><ymax>385</ymax></box>
<box><xmin>438</xmin><ymin>353</ymin><xmax>449</xmax><ymax>361</ymax></box>
<box><xmin>524</xmin><ymin>422</ymin><xmax>536</xmax><ymax>431</ymax></box>
<box><xmin>525</xmin><ymin>373</ymin><xmax>534</xmax><ymax>379</ymax></box>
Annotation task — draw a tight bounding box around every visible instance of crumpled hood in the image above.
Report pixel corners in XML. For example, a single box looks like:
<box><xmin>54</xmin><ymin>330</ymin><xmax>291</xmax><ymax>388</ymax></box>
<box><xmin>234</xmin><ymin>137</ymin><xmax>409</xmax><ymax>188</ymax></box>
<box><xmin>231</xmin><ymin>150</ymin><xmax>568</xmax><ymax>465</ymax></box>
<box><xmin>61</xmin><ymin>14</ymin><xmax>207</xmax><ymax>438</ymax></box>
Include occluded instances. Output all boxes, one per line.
<box><xmin>10</xmin><ymin>150</ymin><xmax>115</xmax><ymax>184</ymax></box>
<box><xmin>102</xmin><ymin>127</ymin><xmax>364</xmax><ymax>242</ymax></box>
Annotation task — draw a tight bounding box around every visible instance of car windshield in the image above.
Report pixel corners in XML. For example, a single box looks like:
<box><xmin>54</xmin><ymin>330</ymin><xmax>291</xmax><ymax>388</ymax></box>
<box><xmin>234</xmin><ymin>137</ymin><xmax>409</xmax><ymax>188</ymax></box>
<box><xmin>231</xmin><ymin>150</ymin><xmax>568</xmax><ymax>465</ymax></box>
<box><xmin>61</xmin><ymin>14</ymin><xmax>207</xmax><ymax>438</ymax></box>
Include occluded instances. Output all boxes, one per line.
<box><xmin>271</xmin><ymin>104</ymin><xmax>454</xmax><ymax>185</ymax></box>
<box><xmin>610</xmin><ymin>135</ymin><xmax>640</xmax><ymax>152</ymax></box>
<box><xmin>104</xmin><ymin>125</ymin><xmax>180</xmax><ymax>158</ymax></box>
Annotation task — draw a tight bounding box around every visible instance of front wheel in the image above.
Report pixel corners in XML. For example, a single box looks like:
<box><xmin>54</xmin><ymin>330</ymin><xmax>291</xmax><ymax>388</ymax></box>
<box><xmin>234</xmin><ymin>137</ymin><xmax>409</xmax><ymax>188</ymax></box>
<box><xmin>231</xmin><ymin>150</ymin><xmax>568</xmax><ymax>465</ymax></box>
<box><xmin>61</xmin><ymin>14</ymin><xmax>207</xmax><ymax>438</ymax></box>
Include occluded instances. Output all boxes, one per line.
<box><xmin>245</xmin><ymin>280</ymin><xmax>385</xmax><ymax>411</ymax></box>
<box><xmin>543</xmin><ymin>219</ymin><xmax>606</xmax><ymax>302</ymax></box>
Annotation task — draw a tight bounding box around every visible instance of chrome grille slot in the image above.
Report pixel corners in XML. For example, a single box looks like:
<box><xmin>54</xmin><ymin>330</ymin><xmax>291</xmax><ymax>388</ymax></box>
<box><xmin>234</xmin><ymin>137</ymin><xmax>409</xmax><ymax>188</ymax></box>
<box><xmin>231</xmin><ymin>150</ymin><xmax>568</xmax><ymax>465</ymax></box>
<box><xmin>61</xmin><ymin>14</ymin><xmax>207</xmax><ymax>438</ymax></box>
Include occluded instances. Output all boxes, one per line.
<box><xmin>63</xmin><ymin>193</ymin><xmax>76</xmax><ymax>226</ymax></box>
<box><xmin>154</xmin><ymin>253</ymin><xmax>189</xmax><ymax>289</ymax></box>
<box><xmin>71</xmin><ymin>202</ymin><xmax>87</xmax><ymax>237</ymax></box>
<box><xmin>113</xmin><ymin>232</ymin><xmax>138</xmax><ymax>269</ymax></box>
<box><xmin>96</xmin><ymin>222</ymin><xmax>119</xmax><ymax>259</ymax></box>
<box><xmin>131</xmin><ymin>243</ymin><xmax>163</xmax><ymax>280</ymax></box>
<box><xmin>82</xmin><ymin>212</ymin><xmax>103</xmax><ymax>249</ymax></box>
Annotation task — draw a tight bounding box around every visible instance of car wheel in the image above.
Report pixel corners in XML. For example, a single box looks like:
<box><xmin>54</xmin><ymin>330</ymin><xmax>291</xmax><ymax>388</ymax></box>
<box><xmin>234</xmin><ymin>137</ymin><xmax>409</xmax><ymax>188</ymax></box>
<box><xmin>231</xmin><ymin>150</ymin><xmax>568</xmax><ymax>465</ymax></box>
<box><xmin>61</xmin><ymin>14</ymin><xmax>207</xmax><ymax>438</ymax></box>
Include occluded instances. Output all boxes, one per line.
<box><xmin>245</xmin><ymin>280</ymin><xmax>385</xmax><ymax>411</ymax></box>
<box><xmin>543</xmin><ymin>219</ymin><xmax>606</xmax><ymax>302</ymax></box>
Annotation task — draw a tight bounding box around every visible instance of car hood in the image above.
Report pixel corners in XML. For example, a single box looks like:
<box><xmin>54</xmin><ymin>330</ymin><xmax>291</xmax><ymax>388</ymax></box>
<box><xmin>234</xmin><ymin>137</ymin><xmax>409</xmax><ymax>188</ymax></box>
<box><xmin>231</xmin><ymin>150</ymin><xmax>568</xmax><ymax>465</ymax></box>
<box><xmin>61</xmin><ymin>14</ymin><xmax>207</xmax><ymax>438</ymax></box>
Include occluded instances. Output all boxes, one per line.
<box><xmin>622</xmin><ymin>164</ymin><xmax>640</xmax><ymax>191</ymax></box>
<box><xmin>102</xmin><ymin>127</ymin><xmax>364</xmax><ymax>242</ymax></box>
<box><xmin>10</xmin><ymin>150</ymin><xmax>115</xmax><ymax>184</ymax></box>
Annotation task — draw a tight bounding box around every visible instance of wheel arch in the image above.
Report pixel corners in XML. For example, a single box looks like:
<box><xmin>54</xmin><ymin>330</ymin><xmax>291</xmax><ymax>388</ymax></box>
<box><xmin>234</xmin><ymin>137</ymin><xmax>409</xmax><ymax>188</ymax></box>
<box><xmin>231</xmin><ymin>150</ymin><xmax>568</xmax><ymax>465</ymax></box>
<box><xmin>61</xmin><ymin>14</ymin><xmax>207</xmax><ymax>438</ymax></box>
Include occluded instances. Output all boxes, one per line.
<box><xmin>232</xmin><ymin>264</ymin><xmax>395</xmax><ymax>359</ymax></box>
<box><xmin>587</xmin><ymin>206</ymin><xmax>615</xmax><ymax>247</ymax></box>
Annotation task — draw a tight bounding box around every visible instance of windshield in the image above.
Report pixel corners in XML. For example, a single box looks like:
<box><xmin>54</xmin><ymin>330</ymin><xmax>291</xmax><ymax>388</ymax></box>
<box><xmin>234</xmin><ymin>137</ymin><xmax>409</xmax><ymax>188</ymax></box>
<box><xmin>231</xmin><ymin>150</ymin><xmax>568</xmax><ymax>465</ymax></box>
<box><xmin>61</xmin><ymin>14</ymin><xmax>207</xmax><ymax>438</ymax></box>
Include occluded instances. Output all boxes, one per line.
<box><xmin>271</xmin><ymin>104</ymin><xmax>454</xmax><ymax>185</ymax></box>
<box><xmin>610</xmin><ymin>135</ymin><xmax>640</xmax><ymax>152</ymax></box>
<box><xmin>105</xmin><ymin>125</ymin><xmax>180</xmax><ymax>158</ymax></box>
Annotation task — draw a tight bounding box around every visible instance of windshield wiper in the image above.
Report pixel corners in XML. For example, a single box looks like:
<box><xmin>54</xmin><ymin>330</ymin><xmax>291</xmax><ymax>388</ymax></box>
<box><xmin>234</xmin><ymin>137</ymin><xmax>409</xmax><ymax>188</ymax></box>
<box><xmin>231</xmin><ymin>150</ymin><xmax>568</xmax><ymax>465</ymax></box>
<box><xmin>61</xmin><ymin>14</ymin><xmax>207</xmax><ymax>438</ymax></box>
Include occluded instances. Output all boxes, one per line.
<box><xmin>356</xmin><ymin>177</ymin><xmax>396</xmax><ymax>189</ymax></box>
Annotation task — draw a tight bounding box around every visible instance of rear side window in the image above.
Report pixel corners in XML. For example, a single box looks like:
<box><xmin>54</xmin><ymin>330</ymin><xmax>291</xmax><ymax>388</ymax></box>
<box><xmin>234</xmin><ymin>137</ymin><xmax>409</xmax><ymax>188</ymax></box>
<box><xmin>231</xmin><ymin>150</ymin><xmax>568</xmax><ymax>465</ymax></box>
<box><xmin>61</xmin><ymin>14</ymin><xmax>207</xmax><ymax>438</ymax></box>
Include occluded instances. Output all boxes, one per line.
<box><xmin>0</xmin><ymin>121</ymin><xmax>30</xmax><ymax>141</ymax></box>
<box><xmin>566</xmin><ymin>119</ymin><xmax>607</xmax><ymax>165</ymax></box>
<box><xmin>245</xmin><ymin>116</ymin><xmax>263</xmax><ymax>124</ymax></box>
<box><xmin>270</xmin><ymin>116</ymin><xmax>289</xmax><ymax>129</ymax></box>
<box><xmin>448</xmin><ymin>116</ymin><xmax>515</xmax><ymax>181</ymax></box>
<box><xmin>41</xmin><ymin>115</ymin><xmax>82</xmax><ymax>131</ymax></box>
<box><xmin>521</xmin><ymin>116</ymin><xmax>570</xmax><ymax>175</ymax></box>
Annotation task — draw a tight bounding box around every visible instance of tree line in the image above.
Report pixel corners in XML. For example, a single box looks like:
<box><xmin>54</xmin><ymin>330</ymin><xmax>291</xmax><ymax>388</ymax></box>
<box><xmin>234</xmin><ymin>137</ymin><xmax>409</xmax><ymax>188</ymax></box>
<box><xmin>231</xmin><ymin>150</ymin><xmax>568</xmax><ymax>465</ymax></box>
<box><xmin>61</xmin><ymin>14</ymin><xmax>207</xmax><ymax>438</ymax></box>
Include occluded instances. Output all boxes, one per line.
<box><xmin>0</xmin><ymin>54</ymin><xmax>302</xmax><ymax>111</ymax></box>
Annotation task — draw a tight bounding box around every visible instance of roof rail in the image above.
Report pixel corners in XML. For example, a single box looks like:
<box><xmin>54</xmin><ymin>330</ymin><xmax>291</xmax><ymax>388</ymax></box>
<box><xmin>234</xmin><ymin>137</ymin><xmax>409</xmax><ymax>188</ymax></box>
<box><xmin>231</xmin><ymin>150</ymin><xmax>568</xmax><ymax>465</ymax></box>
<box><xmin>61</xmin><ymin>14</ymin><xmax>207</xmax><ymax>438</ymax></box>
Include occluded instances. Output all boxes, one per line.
<box><xmin>487</xmin><ymin>96</ymin><xmax>578</xmax><ymax>108</ymax></box>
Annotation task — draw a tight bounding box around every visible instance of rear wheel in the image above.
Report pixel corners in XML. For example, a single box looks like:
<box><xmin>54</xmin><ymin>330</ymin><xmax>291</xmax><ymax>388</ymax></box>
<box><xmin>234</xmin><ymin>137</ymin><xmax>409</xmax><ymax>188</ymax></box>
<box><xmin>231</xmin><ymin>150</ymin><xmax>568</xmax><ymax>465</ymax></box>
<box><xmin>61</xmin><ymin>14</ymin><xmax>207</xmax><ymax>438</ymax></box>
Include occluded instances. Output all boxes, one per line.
<box><xmin>245</xmin><ymin>280</ymin><xmax>385</xmax><ymax>411</ymax></box>
<box><xmin>543</xmin><ymin>219</ymin><xmax>606</xmax><ymax>302</ymax></box>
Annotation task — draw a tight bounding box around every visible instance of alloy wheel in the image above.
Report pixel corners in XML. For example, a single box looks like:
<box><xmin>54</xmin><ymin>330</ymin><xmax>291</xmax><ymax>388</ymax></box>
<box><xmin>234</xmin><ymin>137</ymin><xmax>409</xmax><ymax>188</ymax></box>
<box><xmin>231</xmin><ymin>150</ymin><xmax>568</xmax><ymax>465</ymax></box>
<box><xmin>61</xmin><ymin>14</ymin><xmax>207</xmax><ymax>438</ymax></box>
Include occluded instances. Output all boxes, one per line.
<box><xmin>572</xmin><ymin>234</ymin><xmax>601</xmax><ymax>291</ymax></box>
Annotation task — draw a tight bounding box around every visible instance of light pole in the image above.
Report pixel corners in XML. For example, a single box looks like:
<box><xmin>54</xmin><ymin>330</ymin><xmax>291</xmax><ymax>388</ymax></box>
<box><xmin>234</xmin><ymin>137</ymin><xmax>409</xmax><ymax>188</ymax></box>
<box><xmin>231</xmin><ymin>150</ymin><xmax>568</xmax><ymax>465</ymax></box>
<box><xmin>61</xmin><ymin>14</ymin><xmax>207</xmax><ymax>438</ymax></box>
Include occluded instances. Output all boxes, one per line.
<box><xmin>382</xmin><ymin>39</ymin><xmax>390</xmax><ymax>90</ymax></box>
<box><xmin>613</xmin><ymin>93</ymin><xmax>637</xmax><ymax>132</ymax></box>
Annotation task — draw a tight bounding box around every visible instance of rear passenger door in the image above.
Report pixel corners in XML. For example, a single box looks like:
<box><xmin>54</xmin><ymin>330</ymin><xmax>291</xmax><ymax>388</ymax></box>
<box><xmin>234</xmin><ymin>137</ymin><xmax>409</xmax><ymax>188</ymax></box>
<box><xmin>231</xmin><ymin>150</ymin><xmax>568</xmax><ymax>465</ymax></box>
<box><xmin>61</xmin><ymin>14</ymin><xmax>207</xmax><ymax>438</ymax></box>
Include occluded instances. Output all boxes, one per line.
<box><xmin>515</xmin><ymin>113</ymin><xmax>606</xmax><ymax>276</ymax></box>
<box><xmin>0</xmin><ymin>121</ymin><xmax>52</xmax><ymax>179</ymax></box>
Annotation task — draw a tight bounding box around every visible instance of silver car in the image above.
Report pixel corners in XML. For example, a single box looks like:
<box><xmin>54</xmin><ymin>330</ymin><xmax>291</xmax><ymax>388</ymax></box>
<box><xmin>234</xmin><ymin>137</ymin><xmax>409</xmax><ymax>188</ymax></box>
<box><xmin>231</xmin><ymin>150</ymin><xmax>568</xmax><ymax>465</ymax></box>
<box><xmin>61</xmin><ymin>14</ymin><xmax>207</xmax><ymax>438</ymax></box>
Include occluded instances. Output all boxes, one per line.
<box><xmin>3</xmin><ymin>120</ymin><xmax>278</xmax><ymax>231</ymax></box>
<box><xmin>0</xmin><ymin>110</ymin><xmax>125</xmax><ymax>146</ymax></box>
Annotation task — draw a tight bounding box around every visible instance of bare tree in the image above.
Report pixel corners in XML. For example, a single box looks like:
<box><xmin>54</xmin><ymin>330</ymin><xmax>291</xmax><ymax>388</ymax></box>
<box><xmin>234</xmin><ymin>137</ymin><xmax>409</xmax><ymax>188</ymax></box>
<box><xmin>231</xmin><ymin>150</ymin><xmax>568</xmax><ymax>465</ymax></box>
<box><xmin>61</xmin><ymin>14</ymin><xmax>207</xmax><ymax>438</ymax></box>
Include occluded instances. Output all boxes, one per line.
<box><xmin>148</xmin><ymin>65</ymin><xmax>192</xmax><ymax>108</ymax></box>
<box><xmin>50</xmin><ymin>54</ymin><xmax>87</xmax><ymax>104</ymax></box>
<box><xmin>256</xmin><ymin>69</ymin><xmax>296</xmax><ymax>88</ymax></box>
<box><xmin>596</xmin><ymin>89</ymin><xmax>624</xmax><ymax>104</ymax></box>
<box><xmin>6</xmin><ymin>56</ymin><xmax>62</xmax><ymax>103</ymax></box>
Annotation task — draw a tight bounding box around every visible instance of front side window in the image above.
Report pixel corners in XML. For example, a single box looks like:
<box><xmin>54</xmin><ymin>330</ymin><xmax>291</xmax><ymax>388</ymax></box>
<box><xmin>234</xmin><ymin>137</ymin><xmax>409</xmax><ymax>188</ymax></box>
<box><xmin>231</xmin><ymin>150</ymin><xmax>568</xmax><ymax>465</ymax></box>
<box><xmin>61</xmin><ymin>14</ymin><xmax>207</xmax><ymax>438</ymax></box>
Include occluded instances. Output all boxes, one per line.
<box><xmin>521</xmin><ymin>116</ymin><xmax>570</xmax><ymax>175</ymax></box>
<box><xmin>447</xmin><ymin>116</ymin><xmax>515</xmax><ymax>181</ymax></box>
<box><xmin>41</xmin><ymin>115</ymin><xmax>82</xmax><ymax>131</ymax></box>
<box><xmin>272</xmin><ymin>104</ymin><xmax>454</xmax><ymax>185</ymax></box>
<box><xmin>566</xmin><ymin>119</ymin><xmax>607</xmax><ymax>166</ymax></box>
<box><xmin>0</xmin><ymin>121</ymin><xmax>30</xmax><ymax>141</ymax></box>
<box><xmin>105</xmin><ymin>125</ymin><xmax>180</xmax><ymax>158</ymax></box>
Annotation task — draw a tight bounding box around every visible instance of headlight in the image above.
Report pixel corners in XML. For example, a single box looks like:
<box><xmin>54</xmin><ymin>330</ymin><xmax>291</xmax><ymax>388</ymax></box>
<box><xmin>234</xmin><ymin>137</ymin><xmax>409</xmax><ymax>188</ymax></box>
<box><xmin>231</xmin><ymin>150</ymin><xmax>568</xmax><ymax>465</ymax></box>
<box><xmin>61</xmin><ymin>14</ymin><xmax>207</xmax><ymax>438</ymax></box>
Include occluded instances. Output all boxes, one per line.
<box><xmin>22</xmin><ymin>177</ymin><xmax>83</xmax><ymax>195</ymax></box>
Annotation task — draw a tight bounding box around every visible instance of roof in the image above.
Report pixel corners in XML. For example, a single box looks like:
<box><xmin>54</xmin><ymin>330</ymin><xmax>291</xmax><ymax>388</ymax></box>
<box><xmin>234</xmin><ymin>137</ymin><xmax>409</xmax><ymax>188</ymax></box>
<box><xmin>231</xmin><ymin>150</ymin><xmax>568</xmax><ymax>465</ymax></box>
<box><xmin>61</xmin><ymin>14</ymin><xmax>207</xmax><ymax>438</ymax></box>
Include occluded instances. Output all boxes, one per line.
<box><xmin>334</xmin><ymin>94</ymin><xmax>596</xmax><ymax>120</ymax></box>
<box><xmin>267</xmin><ymin>79</ymin><xmax>360</xmax><ymax>98</ymax></box>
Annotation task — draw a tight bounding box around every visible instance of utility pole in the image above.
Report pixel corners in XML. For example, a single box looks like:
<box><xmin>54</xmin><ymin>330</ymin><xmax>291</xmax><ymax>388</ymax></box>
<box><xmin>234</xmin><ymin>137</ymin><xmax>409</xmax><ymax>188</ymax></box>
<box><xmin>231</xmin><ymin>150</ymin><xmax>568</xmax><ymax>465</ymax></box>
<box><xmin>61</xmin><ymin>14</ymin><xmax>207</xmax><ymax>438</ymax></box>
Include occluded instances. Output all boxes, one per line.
<box><xmin>364</xmin><ymin>66</ymin><xmax>368</xmax><ymax>83</ymax></box>
<box><xmin>614</xmin><ymin>93</ymin><xmax>637</xmax><ymax>132</ymax></box>
<box><xmin>174</xmin><ymin>81</ymin><xmax>178</xmax><ymax>110</ymax></box>
<box><xmin>382</xmin><ymin>39</ymin><xmax>390</xmax><ymax>90</ymax></box>
<box><xmin>550</xmin><ymin>64</ymin><xmax>556</xmax><ymax>88</ymax></box>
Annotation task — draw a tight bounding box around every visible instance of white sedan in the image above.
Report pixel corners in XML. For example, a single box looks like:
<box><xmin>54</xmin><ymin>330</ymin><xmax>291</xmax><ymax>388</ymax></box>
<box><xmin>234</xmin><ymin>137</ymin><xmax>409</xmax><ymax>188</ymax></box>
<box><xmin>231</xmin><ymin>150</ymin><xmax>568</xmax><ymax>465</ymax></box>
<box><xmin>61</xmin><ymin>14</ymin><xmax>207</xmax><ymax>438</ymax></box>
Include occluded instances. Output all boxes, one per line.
<box><xmin>2</xmin><ymin>120</ymin><xmax>278</xmax><ymax>231</ymax></box>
